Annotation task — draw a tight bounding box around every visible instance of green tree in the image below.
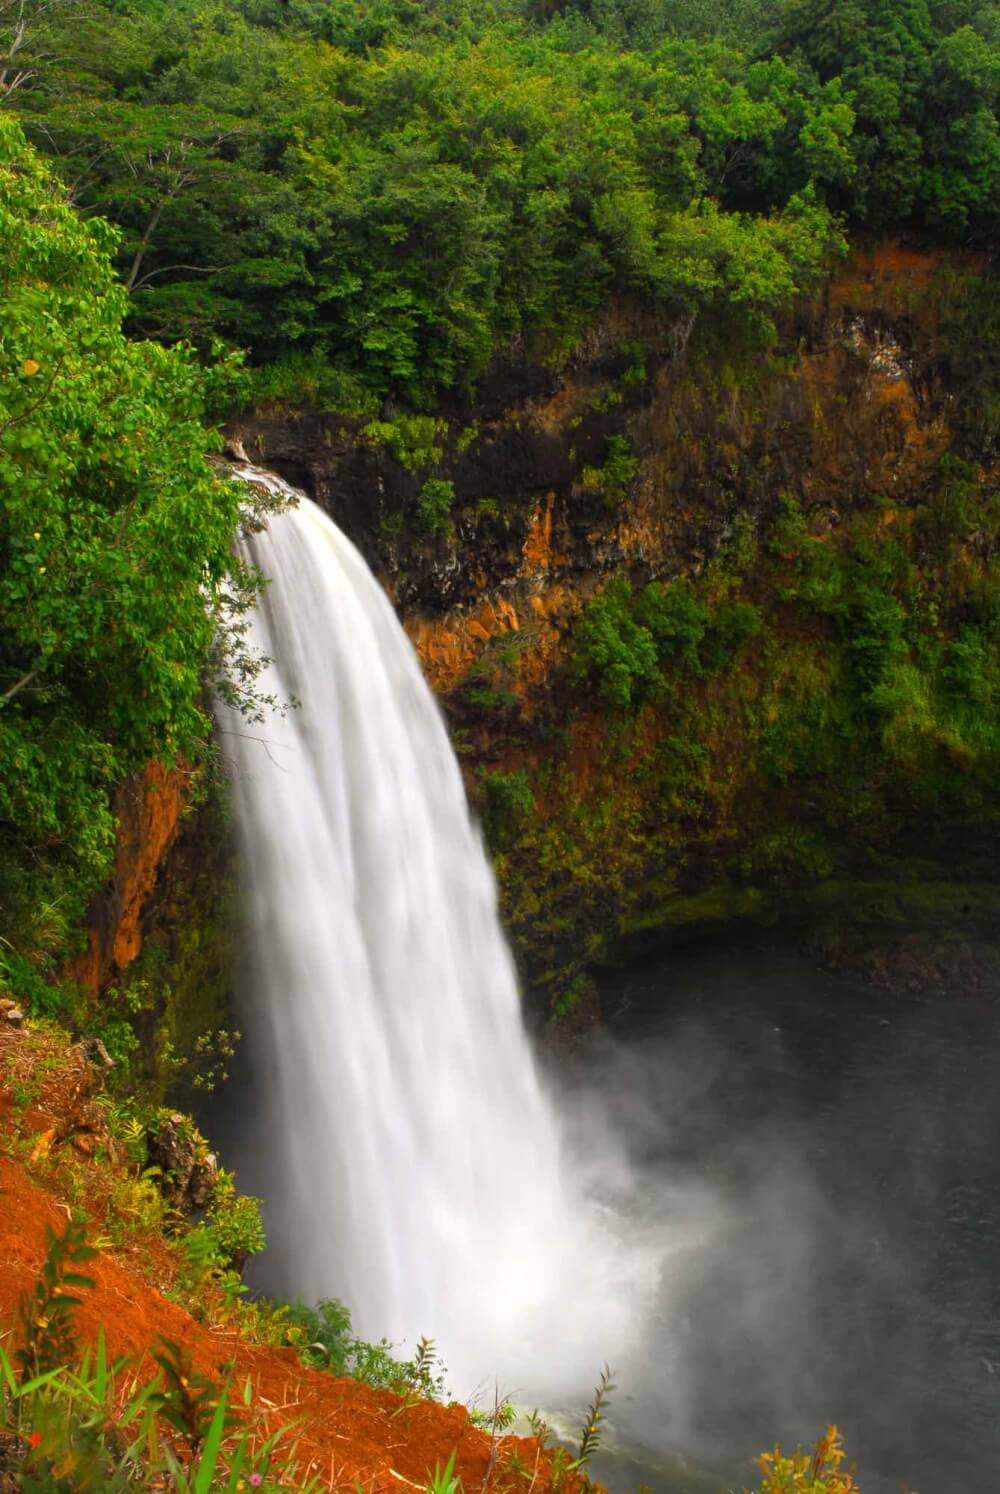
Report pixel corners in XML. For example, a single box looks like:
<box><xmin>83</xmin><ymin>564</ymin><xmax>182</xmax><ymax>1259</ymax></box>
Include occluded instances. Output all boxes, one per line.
<box><xmin>572</xmin><ymin>579</ymin><xmax>660</xmax><ymax>707</ymax></box>
<box><xmin>9</xmin><ymin>0</ymin><xmax>849</xmax><ymax>401</ymax></box>
<box><xmin>0</xmin><ymin>115</ymin><xmax>267</xmax><ymax>942</ymax></box>
<box><xmin>771</xmin><ymin>0</ymin><xmax>1000</xmax><ymax>235</ymax></box>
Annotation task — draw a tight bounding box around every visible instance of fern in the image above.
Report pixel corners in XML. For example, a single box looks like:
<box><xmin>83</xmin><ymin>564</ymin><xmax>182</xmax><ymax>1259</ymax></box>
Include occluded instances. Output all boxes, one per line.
<box><xmin>120</xmin><ymin>1115</ymin><xmax>147</xmax><ymax>1167</ymax></box>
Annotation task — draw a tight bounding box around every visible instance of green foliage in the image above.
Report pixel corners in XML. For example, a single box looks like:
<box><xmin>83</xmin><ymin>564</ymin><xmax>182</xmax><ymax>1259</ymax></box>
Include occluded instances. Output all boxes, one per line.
<box><xmin>460</xmin><ymin>683</ymin><xmax>520</xmax><ymax>712</ymax></box>
<box><xmin>0</xmin><ymin>116</ymin><xmax>280</xmax><ymax>967</ymax></box>
<box><xmin>771</xmin><ymin>0</ymin><xmax>1000</xmax><ymax>238</ymax></box>
<box><xmin>16</xmin><ymin>1221</ymin><xmax>97</xmax><ymax>1383</ymax></box>
<box><xmin>88</xmin><ymin>975</ymin><xmax>153</xmax><ymax>1070</ymax></box>
<box><xmin>468</xmin><ymin>1398</ymin><xmax>517</xmax><ymax>1433</ymax></box>
<box><xmin>580</xmin><ymin>435</ymin><xmax>638</xmax><ymax>504</ymax></box>
<box><xmin>351</xmin><ymin>1332</ymin><xmax>447</xmax><ymax>1400</ymax></box>
<box><xmin>500</xmin><ymin>428</ymin><xmax>1000</xmax><ymax>1013</ymax></box>
<box><xmin>278</xmin><ymin>1299</ymin><xmax>448</xmax><ymax>1401</ymax></box>
<box><xmin>414</xmin><ymin>479</ymin><xmax>457</xmax><ymax>537</ymax></box>
<box><xmin>762</xmin><ymin>493</ymin><xmax>1000</xmax><ymax>778</ymax></box>
<box><xmin>190</xmin><ymin>1028</ymin><xmax>241</xmax><ymax>1095</ymax></box>
<box><xmin>8</xmin><ymin>0</ymin><xmax>857</xmax><ymax>407</ymax></box>
<box><xmin>573</xmin><ymin>1364</ymin><xmax>615</xmax><ymax>1469</ymax></box>
<box><xmin>549</xmin><ymin>970</ymin><xmax>591</xmax><ymax>1021</ymax></box>
<box><xmin>573</xmin><ymin>577</ymin><xmax>762</xmax><ymax>706</ymax></box>
<box><xmin>617</xmin><ymin>340</ymin><xmax>649</xmax><ymax>385</ymax></box>
<box><xmin>701</xmin><ymin>599</ymin><xmax>763</xmax><ymax>670</ymax></box>
<box><xmin>480</xmin><ymin>771</ymin><xmax>535</xmax><ymax>845</ymax></box>
<box><xmin>251</xmin><ymin>353</ymin><xmax>377</xmax><ymax>415</ymax></box>
<box><xmin>425</xmin><ymin>1448</ymin><xmax>462</xmax><ymax>1494</ymax></box>
<box><xmin>572</xmin><ymin>579</ymin><xmax>660</xmax><ymax>707</ymax></box>
<box><xmin>635</xmin><ymin>582</ymin><xmax>709</xmax><ymax>670</ymax></box>
<box><xmin>179</xmin><ymin>1223</ymin><xmax>229</xmax><ymax>1297</ymax></box>
<box><xmin>456</xmin><ymin>630</ymin><xmax>532</xmax><ymax>713</ymax></box>
<box><xmin>1</xmin><ymin>0</ymin><xmax>994</xmax><ymax>423</ymax></box>
<box><xmin>149</xmin><ymin>1339</ymin><xmax>230</xmax><ymax>1454</ymax></box>
<box><xmin>0</xmin><ymin>945</ymin><xmax>77</xmax><ymax>1021</ymax></box>
<box><xmin>281</xmin><ymin>1297</ymin><xmax>354</xmax><ymax>1372</ymax></box>
<box><xmin>658</xmin><ymin>735</ymin><xmax>711</xmax><ymax>815</ymax></box>
<box><xmin>840</xmin><ymin>583</ymin><xmax>907</xmax><ymax>699</ymax></box>
<box><xmin>205</xmin><ymin>1183</ymin><xmax>267</xmax><ymax>1272</ymax></box>
<box><xmin>944</xmin><ymin>625</ymin><xmax>999</xmax><ymax>718</ymax></box>
<box><xmin>1</xmin><ymin>1330</ymin><xmax>141</xmax><ymax>1494</ymax></box>
<box><xmin>363</xmin><ymin>416</ymin><xmax>448</xmax><ymax>473</ymax></box>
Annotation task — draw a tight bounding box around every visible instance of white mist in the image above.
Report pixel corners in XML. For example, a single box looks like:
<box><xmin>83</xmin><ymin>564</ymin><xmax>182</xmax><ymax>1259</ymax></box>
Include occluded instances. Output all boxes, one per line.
<box><xmin>222</xmin><ymin>471</ymin><xmax>652</xmax><ymax>1405</ymax></box>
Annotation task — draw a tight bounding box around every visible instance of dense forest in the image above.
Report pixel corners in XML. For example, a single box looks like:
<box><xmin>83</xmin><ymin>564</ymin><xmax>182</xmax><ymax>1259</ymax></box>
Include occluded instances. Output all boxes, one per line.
<box><xmin>4</xmin><ymin>0</ymin><xmax>999</xmax><ymax>413</ymax></box>
<box><xmin>3</xmin><ymin>0</ymin><xmax>999</xmax><ymax>992</ymax></box>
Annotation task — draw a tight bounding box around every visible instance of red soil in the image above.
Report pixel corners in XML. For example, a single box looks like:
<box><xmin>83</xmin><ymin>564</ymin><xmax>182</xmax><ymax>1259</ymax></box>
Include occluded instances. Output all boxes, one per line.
<box><xmin>0</xmin><ymin>1033</ymin><xmax>572</xmax><ymax>1494</ymax></box>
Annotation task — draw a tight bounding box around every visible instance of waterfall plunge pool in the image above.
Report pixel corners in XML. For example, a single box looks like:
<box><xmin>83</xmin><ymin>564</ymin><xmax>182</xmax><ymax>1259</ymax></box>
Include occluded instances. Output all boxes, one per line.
<box><xmin>568</xmin><ymin>938</ymin><xmax>1000</xmax><ymax>1494</ymax></box>
<box><xmin>216</xmin><ymin>471</ymin><xmax>999</xmax><ymax>1494</ymax></box>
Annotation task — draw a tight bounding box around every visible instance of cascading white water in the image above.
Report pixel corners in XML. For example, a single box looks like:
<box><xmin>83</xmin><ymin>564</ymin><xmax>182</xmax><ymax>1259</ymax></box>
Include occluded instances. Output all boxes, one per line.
<box><xmin>222</xmin><ymin>468</ymin><xmax>651</xmax><ymax>1402</ymax></box>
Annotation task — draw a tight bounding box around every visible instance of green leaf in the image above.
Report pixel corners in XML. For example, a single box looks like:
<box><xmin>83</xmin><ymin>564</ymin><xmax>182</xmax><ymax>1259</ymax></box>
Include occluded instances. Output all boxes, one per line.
<box><xmin>193</xmin><ymin>1391</ymin><xmax>229</xmax><ymax>1494</ymax></box>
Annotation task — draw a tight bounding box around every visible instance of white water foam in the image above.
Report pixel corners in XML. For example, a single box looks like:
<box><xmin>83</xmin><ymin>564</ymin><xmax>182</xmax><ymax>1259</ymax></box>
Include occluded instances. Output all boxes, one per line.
<box><xmin>222</xmin><ymin>469</ymin><xmax>660</xmax><ymax>1405</ymax></box>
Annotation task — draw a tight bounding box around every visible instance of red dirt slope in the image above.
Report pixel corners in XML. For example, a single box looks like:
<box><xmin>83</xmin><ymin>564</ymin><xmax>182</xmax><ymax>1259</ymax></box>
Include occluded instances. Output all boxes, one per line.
<box><xmin>0</xmin><ymin>1028</ymin><xmax>574</xmax><ymax>1494</ymax></box>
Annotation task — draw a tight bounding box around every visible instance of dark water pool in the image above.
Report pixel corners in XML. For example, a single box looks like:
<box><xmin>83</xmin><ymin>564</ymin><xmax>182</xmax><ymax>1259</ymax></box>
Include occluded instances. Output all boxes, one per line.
<box><xmin>574</xmin><ymin>941</ymin><xmax>1000</xmax><ymax>1494</ymax></box>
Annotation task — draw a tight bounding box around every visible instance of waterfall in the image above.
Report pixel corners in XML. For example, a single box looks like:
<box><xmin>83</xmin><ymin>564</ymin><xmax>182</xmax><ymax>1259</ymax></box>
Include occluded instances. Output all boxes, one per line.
<box><xmin>222</xmin><ymin>468</ymin><xmax>646</xmax><ymax>1402</ymax></box>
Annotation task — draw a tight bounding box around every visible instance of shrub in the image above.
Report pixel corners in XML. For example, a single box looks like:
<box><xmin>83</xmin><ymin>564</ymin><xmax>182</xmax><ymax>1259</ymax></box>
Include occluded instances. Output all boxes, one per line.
<box><xmin>635</xmin><ymin>582</ymin><xmax>709</xmax><ymax>671</ymax></box>
<box><xmin>460</xmin><ymin>685</ymin><xmax>520</xmax><ymax>711</ymax></box>
<box><xmin>749</xmin><ymin>1424</ymin><xmax>859</xmax><ymax>1493</ymax></box>
<box><xmin>16</xmin><ymin>1220</ymin><xmax>97</xmax><ymax>1382</ymax></box>
<box><xmin>281</xmin><ymin>1298</ymin><xmax>354</xmax><ymax>1373</ymax></box>
<box><xmin>348</xmin><ymin>1334</ymin><xmax>446</xmax><ymax>1401</ymax></box>
<box><xmin>659</xmin><ymin>736</ymin><xmax>711</xmax><ymax>814</ymax></box>
<box><xmin>572</xmin><ymin>580</ymin><xmax>660</xmax><ymax>708</ymax></box>
<box><xmin>943</xmin><ymin>626</ymin><xmax>997</xmax><ymax>710</ymax></box>
<box><xmin>282</xmin><ymin>1301</ymin><xmax>448</xmax><ymax>1402</ymax></box>
<box><xmin>580</xmin><ymin>435</ymin><xmax>638</xmax><ymax>504</ymax></box>
<box><xmin>840</xmin><ymin>584</ymin><xmax>907</xmax><ymax>698</ymax></box>
<box><xmin>414</xmin><ymin>479</ymin><xmax>456</xmax><ymax>536</ymax></box>
<box><xmin>206</xmin><ymin>1189</ymin><xmax>266</xmax><ymax>1274</ymax></box>
<box><xmin>702</xmin><ymin>601</ymin><xmax>764</xmax><ymax>672</ymax></box>
<box><xmin>480</xmin><ymin>771</ymin><xmax>535</xmax><ymax>845</ymax></box>
<box><xmin>363</xmin><ymin>416</ymin><xmax>448</xmax><ymax>472</ymax></box>
<box><xmin>456</xmin><ymin>630</ymin><xmax>533</xmax><ymax>714</ymax></box>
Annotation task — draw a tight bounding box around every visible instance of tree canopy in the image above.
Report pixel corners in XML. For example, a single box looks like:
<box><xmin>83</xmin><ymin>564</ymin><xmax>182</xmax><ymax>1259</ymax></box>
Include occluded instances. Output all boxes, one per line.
<box><xmin>2</xmin><ymin>0</ymin><xmax>994</xmax><ymax>406</ymax></box>
<box><xmin>0</xmin><ymin>0</ymin><xmax>998</xmax><ymax>959</ymax></box>
<box><xmin>0</xmin><ymin>113</ymin><xmax>265</xmax><ymax>939</ymax></box>
<box><xmin>1</xmin><ymin>0</ymin><xmax>997</xmax><ymax>409</ymax></box>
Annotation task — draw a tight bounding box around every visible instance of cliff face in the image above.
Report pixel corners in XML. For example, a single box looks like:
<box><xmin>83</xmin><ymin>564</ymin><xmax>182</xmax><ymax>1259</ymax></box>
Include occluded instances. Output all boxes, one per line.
<box><xmin>86</xmin><ymin>242</ymin><xmax>998</xmax><ymax>1019</ymax></box>
<box><xmin>236</xmin><ymin>242</ymin><xmax>989</xmax><ymax>676</ymax></box>
<box><xmin>227</xmin><ymin>241</ymin><xmax>999</xmax><ymax>1012</ymax></box>
<box><xmin>67</xmin><ymin>766</ymin><xmax>237</xmax><ymax>1103</ymax></box>
<box><xmin>67</xmin><ymin>763</ymin><xmax>189</xmax><ymax>998</ymax></box>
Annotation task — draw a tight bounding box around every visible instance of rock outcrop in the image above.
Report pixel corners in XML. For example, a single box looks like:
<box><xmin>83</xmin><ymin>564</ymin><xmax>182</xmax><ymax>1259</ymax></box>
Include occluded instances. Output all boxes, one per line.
<box><xmin>228</xmin><ymin>241</ymin><xmax>999</xmax><ymax>1010</ymax></box>
<box><xmin>66</xmin><ymin>762</ymin><xmax>189</xmax><ymax>998</ymax></box>
<box><xmin>235</xmin><ymin>242</ymin><xmax>993</xmax><ymax>693</ymax></box>
<box><xmin>73</xmin><ymin>241</ymin><xmax>999</xmax><ymax>1014</ymax></box>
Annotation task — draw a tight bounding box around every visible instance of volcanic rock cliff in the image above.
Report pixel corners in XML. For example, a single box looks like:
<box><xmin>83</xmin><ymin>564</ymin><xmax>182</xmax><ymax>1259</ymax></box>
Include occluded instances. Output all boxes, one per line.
<box><xmin>235</xmin><ymin>243</ymin><xmax>990</xmax><ymax>666</ymax></box>
<box><xmin>88</xmin><ymin>241</ymin><xmax>1000</xmax><ymax>1021</ymax></box>
<box><xmin>225</xmin><ymin>241</ymin><xmax>1000</xmax><ymax>1014</ymax></box>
